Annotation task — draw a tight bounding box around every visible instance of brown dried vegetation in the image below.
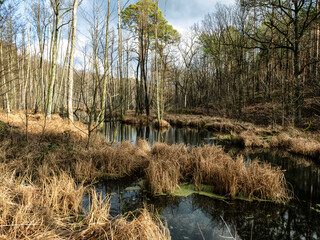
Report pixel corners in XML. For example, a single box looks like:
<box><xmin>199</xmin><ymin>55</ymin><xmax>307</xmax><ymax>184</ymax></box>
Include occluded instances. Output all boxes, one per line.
<box><xmin>153</xmin><ymin>119</ymin><xmax>171</xmax><ymax>129</ymax></box>
<box><xmin>0</xmin><ymin>112</ymin><xmax>169</xmax><ymax>239</ymax></box>
<box><xmin>146</xmin><ymin>144</ymin><xmax>288</xmax><ymax>202</ymax></box>
<box><xmin>271</xmin><ymin>133</ymin><xmax>320</xmax><ymax>158</ymax></box>
<box><xmin>0</xmin><ymin>112</ymin><xmax>291</xmax><ymax>238</ymax></box>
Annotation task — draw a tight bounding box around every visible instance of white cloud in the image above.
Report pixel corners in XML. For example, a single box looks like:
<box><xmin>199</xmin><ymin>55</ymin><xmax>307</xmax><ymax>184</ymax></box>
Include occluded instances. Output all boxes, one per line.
<box><xmin>158</xmin><ymin>0</ymin><xmax>236</xmax><ymax>34</ymax></box>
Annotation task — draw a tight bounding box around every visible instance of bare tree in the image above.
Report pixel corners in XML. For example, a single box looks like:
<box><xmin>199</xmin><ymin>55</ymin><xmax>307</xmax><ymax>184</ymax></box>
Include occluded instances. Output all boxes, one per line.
<box><xmin>67</xmin><ymin>0</ymin><xmax>79</xmax><ymax>123</ymax></box>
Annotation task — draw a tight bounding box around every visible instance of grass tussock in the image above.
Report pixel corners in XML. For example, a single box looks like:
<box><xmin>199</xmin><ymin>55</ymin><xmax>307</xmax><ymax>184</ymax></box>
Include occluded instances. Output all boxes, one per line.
<box><xmin>146</xmin><ymin>143</ymin><xmax>289</xmax><ymax>202</ymax></box>
<box><xmin>153</xmin><ymin>119</ymin><xmax>171</xmax><ymax>129</ymax></box>
<box><xmin>192</xmin><ymin>146</ymin><xmax>288</xmax><ymax>201</ymax></box>
<box><xmin>122</xmin><ymin>115</ymin><xmax>152</xmax><ymax>125</ymax></box>
<box><xmin>233</xmin><ymin>131</ymin><xmax>268</xmax><ymax>148</ymax></box>
<box><xmin>146</xmin><ymin>143</ymin><xmax>189</xmax><ymax>194</ymax></box>
<box><xmin>163</xmin><ymin>114</ymin><xmax>250</xmax><ymax>133</ymax></box>
<box><xmin>79</xmin><ymin>194</ymin><xmax>170</xmax><ymax>240</ymax></box>
<box><xmin>271</xmin><ymin>133</ymin><xmax>320</xmax><ymax>158</ymax></box>
<box><xmin>0</xmin><ymin>170</ymin><xmax>169</xmax><ymax>239</ymax></box>
<box><xmin>231</xmin><ymin>130</ymin><xmax>320</xmax><ymax>159</ymax></box>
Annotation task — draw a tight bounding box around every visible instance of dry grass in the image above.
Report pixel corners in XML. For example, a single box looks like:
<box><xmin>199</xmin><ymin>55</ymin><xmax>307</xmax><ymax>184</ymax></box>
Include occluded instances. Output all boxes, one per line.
<box><xmin>0</xmin><ymin>112</ymin><xmax>150</xmax><ymax>182</ymax></box>
<box><xmin>145</xmin><ymin>143</ymin><xmax>289</xmax><ymax>202</ymax></box>
<box><xmin>0</xmin><ymin>170</ymin><xmax>169</xmax><ymax>239</ymax></box>
<box><xmin>271</xmin><ymin>133</ymin><xmax>320</xmax><ymax>158</ymax></box>
<box><xmin>122</xmin><ymin>113</ymin><xmax>153</xmax><ymax>125</ymax></box>
<box><xmin>118</xmin><ymin>111</ymin><xmax>320</xmax><ymax>159</ymax></box>
<box><xmin>153</xmin><ymin>119</ymin><xmax>171</xmax><ymax>129</ymax></box>
<box><xmin>79</xmin><ymin>196</ymin><xmax>170</xmax><ymax>240</ymax></box>
<box><xmin>0</xmin><ymin>110</ymin><xmax>291</xmax><ymax>240</ymax></box>
<box><xmin>0</xmin><ymin>111</ymin><xmax>170</xmax><ymax>239</ymax></box>
<box><xmin>146</xmin><ymin>143</ymin><xmax>189</xmax><ymax>194</ymax></box>
<box><xmin>192</xmin><ymin>146</ymin><xmax>288</xmax><ymax>201</ymax></box>
<box><xmin>230</xmin><ymin>130</ymin><xmax>320</xmax><ymax>159</ymax></box>
<box><xmin>0</xmin><ymin>171</ymin><xmax>82</xmax><ymax>239</ymax></box>
<box><xmin>233</xmin><ymin>131</ymin><xmax>268</xmax><ymax>148</ymax></box>
<box><xmin>163</xmin><ymin>114</ymin><xmax>250</xmax><ymax>133</ymax></box>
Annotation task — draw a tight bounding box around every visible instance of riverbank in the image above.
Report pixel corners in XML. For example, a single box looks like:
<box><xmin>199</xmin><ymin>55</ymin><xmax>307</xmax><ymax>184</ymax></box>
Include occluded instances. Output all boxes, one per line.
<box><xmin>0</xmin><ymin>111</ymin><xmax>290</xmax><ymax>238</ymax></box>
<box><xmin>117</xmin><ymin>111</ymin><xmax>320</xmax><ymax>160</ymax></box>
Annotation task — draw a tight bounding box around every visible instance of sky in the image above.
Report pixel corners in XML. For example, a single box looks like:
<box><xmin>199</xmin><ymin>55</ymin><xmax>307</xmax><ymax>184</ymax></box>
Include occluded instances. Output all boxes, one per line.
<box><xmin>70</xmin><ymin>0</ymin><xmax>234</xmax><ymax>71</ymax></box>
<box><xmin>78</xmin><ymin>0</ymin><xmax>236</xmax><ymax>35</ymax></box>
<box><xmin>19</xmin><ymin>0</ymin><xmax>236</xmax><ymax>71</ymax></box>
<box><xmin>156</xmin><ymin>0</ymin><xmax>235</xmax><ymax>33</ymax></box>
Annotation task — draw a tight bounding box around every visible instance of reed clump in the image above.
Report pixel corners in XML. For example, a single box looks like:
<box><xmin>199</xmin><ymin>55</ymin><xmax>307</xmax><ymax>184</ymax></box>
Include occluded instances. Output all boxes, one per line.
<box><xmin>146</xmin><ymin>143</ymin><xmax>189</xmax><ymax>194</ymax></box>
<box><xmin>163</xmin><ymin>114</ymin><xmax>250</xmax><ymax>133</ymax></box>
<box><xmin>192</xmin><ymin>146</ymin><xmax>288</xmax><ymax>201</ymax></box>
<box><xmin>153</xmin><ymin>119</ymin><xmax>171</xmax><ymax>129</ymax></box>
<box><xmin>271</xmin><ymin>133</ymin><xmax>320</xmax><ymax>158</ymax></box>
<box><xmin>233</xmin><ymin>131</ymin><xmax>268</xmax><ymax>148</ymax></box>
<box><xmin>0</xmin><ymin>171</ymin><xmax>82</xmax><ymax>239</ymax></box>
<box><xmin>79</xmin><ymin>191</ymin><xmax>170</xmax><ymax>240</ymax></box>
<box><xmin>146</xmin><ymin>143</ymin><xmax>289</xmax><ymax>203</ymax></box>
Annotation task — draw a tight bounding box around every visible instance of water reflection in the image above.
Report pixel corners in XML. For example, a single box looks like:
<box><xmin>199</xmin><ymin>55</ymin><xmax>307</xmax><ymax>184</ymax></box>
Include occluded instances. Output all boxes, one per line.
<box><xmin>96</xmin><ymin>123</ymin><xmax>320</xmax><ymax>240</ymax></box>
<box><xmin>102</xmin><ymin>121</ymin><xmax>214</xmax><ymax>146</ymax></box>
<box><xmin>90</xmin><ymin>178</ymin><xmax>320</xmax><ymax>240</ymax></box>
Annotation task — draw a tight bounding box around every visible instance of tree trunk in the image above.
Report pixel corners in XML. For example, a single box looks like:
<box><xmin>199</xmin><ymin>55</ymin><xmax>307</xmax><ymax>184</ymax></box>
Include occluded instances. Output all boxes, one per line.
<box><xmin>0</xmin><ymin>38</ymin><xmax>10</xmax><ymax>114</ymax></box>
<box><xmin>118</xmin><ymin>0</ymin><xmax>124</xmax><ymax>120</ymax></box>
<box><xmin>46</xmin><ymin>3</ymin><xmax>60</xmax><ymax>119</ymax></box>
<box><xmin>155</xmin><ymin>0</ymin><xmax>160</xmax><ymax>122</ymax></box>
<box><xmin>67</xmin><ymin>0</ymin><xmax>79</xmax><ymax>123</ymax></box>
<box><xmin>101</xmin><ymin>0</ymin><xmax>111</xmax><ymax>123</ymax></box>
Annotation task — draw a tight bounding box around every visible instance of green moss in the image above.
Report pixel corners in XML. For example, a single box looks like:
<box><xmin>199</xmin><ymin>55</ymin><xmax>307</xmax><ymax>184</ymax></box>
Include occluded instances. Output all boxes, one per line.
<box><xmin>125</xmin><ymin>186</ymin><xmax>141</xmax><ymax>191</ymax></box>
<box><xmin>171</xmin><ymin>183</ymin><xmax>278</xmax><ymax>203</ymax></box>
<box><xmin>172</xmin><ymin>183</ymin><xmax>227</xmax><ymax>203</ymax></box>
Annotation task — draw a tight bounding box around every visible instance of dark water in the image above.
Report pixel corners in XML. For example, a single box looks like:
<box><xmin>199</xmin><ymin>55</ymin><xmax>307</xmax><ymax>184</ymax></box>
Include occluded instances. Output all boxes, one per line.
<box><xmin>96</xmin><ymin>122</ymin><xmax>320</xmax><ymax>240</ymax></box>
<box><xmin>102</xmin><ymin>121</ymin><xmax>215</xmax><ymax>146</ymax></box>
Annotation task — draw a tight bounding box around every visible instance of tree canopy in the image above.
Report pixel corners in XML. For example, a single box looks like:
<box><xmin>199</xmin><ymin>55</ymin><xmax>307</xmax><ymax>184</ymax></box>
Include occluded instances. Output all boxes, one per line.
<box><xmin>121</xmin><ymin>0</ymin><xmax>179</xmax><ymax>44</ymax></box>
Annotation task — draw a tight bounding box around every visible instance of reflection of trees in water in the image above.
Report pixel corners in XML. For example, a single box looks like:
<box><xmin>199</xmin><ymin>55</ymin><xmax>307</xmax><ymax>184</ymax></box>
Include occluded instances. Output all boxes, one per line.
<box><xmin>97</xmin><ymin>177</ymin><xmax>320</xmax><ymax>240</ymax></box>
<box><xmin>103</xmin><ymin>122</ymin><xmax>214</xmax><ymax>146</ymax></box>
<box><xmin>103</xmin><ymin>177</ymin><xmax>147</xmax><ymax>216</ymax></box>
<box><xmin>192</xmin><ymin>194</ymin><xmax>320</xmax><ymax>240</ymax></box>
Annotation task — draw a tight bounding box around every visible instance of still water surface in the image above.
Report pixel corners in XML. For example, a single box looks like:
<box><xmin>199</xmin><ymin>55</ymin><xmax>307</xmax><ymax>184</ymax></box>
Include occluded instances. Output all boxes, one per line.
<box><xmin>92</xmin><ymin>122</ymin><xmax>320</xmax><ymax>240</ymax></box>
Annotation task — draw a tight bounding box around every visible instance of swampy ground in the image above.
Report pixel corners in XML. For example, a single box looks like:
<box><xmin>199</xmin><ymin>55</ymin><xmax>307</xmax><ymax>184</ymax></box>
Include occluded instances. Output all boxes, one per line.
<box><xmin>1</xmin><ymin>111</ymin><xmax>320</xmax><ymax>239</ymax></box>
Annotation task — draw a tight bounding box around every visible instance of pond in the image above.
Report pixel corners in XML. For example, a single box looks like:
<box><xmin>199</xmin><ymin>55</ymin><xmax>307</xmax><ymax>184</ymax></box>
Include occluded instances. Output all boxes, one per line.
<box><xmin>94</xmin><ymin>122</ymin><xmax>320</xmax><ymax>240</ymax></box>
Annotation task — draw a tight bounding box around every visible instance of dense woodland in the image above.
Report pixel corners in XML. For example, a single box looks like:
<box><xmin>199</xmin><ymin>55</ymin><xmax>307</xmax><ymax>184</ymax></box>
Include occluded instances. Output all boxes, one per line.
<box><xmin>1</xmin><ymin>0</ymin><xmax>320</xmax><ymax>128</ymax></box>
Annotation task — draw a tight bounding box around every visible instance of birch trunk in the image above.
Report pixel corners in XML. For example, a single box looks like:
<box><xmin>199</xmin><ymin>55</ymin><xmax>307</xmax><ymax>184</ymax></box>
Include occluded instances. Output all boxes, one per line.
<box><xmin>101</xmin><ymin>0</ymin><xmax>111</xmax><ymax>123</ymax></box>
<box><xmin>0</xmin><ymin>38</ymin><xmax>10</xmax><ymax>114</ymax></box>
<box><xmin>67</xmin><ymin>0</ymin><xmax>78</xmax><ymax>123</ymax></box>
<box><xmin>46</xmin><ymin>2</ymin><xmax>60</xmax><ymax>119</ymax></box>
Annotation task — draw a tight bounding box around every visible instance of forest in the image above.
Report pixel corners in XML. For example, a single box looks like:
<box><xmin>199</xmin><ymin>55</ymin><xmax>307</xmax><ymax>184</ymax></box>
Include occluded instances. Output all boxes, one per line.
<box><xmin>1</xmin><ymin>0</ymin><xmax>320</xmax><ymax>239</ymax></box>
<box><xmin>1</xmin><ymin>0</ymin><xmax>320</xmax><ymax>128</ymax></box>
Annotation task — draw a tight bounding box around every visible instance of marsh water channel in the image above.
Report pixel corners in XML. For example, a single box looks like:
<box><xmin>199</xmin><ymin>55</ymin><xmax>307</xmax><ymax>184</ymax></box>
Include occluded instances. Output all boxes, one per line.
<box><xmin>89</xmin><ymin>122</ymin><xmax>320</xmax><ymax>239</ymax></box>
